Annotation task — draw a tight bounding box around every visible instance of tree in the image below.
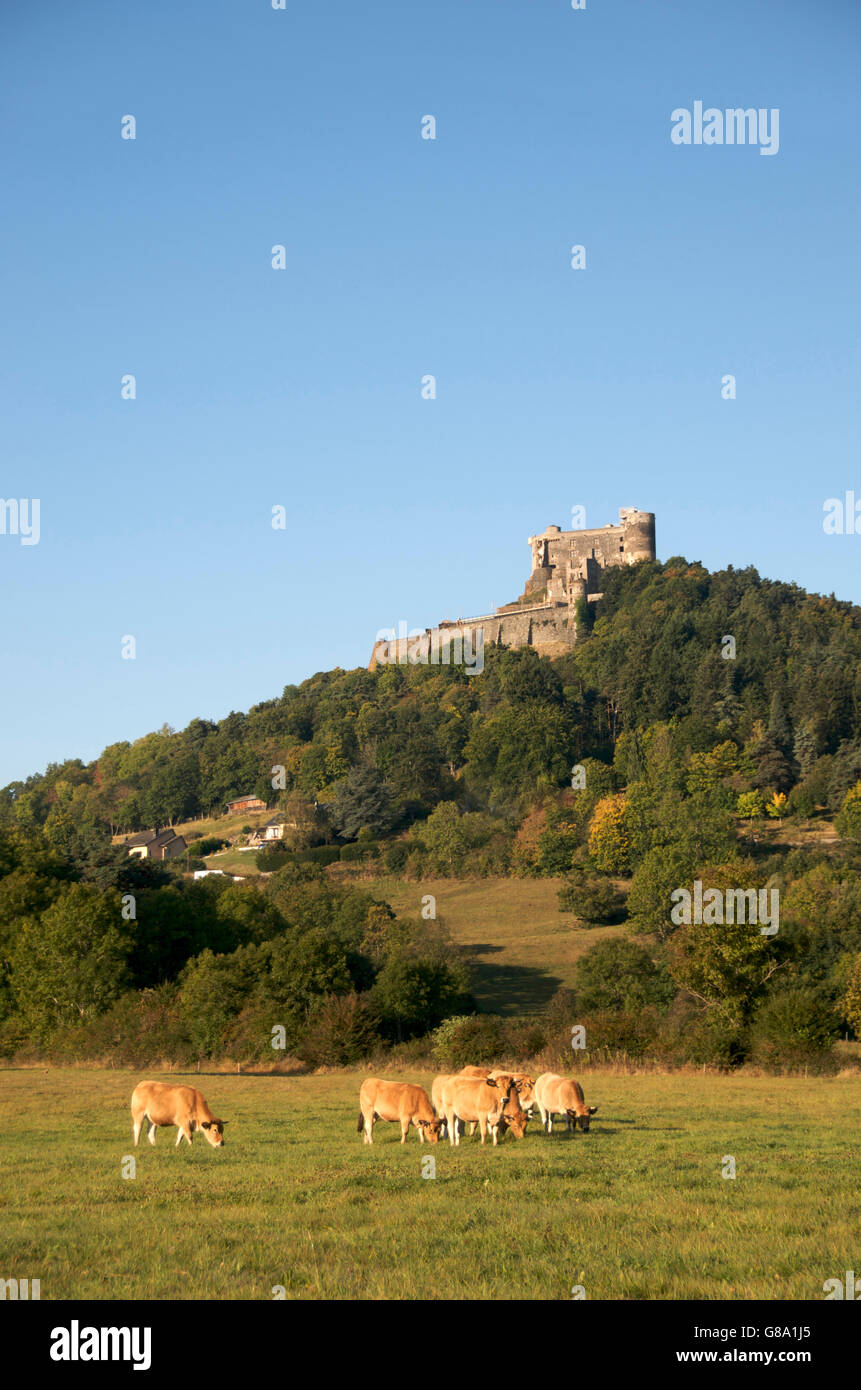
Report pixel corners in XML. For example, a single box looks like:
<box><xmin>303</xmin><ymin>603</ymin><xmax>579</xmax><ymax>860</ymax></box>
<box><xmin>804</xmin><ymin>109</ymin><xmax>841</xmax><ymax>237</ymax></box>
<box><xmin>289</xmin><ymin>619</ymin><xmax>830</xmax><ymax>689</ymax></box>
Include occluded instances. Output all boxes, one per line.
<box><xmin>328</xmin><ymin>766</ymin><xmax>395</xmax><ymax>841</ymax></box>
<box><xmin>835</xmin><ymin>781</ymin><xmax>861</xmax><ymax>842</ymax></box>
<box><xmin>587</xmin><ymin>794</ymin><xmax>631</xmax><ymax>874</ymax></box>
<box><xmin>842</xmin><ymin>954</ymin><xmax>861</xmax><ymax>1038</ymax></box>
<box><xmin>11</xmin><ymin>884</ymin><xmax>130</xmax><ymax>1039</ymax></box>
<box><xmin>178</xmin><ymin>945</ymin><xmax>261</xmax><ymax>1058</ymax></box>
<box><xmin>371</xmin><ymin>954</ymin><xmax>471</xmax><ymax>1040</ymax></box>
<box><xmin>737</xmin><ymin>790</ymin><xmax>765</xmax><ymax>819</ymax></box>
<box><xmin>572</xmin><ymin>939</ymin><xmax>675</xmax><ymax>1013</ymax></box>
<box><xmin>623</xmin><ymin>845</ymin><xmax>700</xmax><ymax>938</ymax></box>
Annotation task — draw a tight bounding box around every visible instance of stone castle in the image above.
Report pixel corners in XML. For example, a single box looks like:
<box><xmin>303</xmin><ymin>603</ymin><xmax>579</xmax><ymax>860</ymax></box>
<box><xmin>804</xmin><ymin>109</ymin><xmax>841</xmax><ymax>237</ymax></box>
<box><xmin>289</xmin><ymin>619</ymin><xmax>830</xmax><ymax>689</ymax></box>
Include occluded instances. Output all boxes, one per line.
<box><xmin>369</xmin><ymin>507</ymin><xmax>656</xmax><ymax>668</ymax></box>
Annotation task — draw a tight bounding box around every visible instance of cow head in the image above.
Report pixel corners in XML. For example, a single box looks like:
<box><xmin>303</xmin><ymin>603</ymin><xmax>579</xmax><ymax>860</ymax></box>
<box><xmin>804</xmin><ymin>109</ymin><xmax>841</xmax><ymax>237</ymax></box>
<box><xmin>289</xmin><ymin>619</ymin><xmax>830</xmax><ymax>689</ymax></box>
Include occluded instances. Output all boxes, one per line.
<box><xmin>514</xmin><ymin>1076</ymin><xmax>536</xmax><ymax>1107</ymax></box>
<box><xmin>201</xmin><ymin>1119</ymin><xmax>226</xmax><ymax>1147</ymax></box>
<box><xmin>570</xmin><ymin>1105</ymin><xmax>597</xmax><ymax>1133</ymax></box>
<box><xmin>418</xmin><ymin>1118</ymin><xmax>444</xmax><ymax>1143</ymax></box>
<box><xmin>504</xmin><ymin>1109</ymin><xmax>529</xmax><ymax>1140</ymax></box>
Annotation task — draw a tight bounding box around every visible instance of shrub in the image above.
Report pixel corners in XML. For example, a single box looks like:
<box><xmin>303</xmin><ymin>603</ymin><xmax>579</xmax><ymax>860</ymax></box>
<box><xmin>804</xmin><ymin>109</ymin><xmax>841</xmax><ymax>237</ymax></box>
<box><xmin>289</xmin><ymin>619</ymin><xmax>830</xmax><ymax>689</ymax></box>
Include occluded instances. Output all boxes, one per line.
<box><xmin>383</xmin><ymin>842</ymin><xmax>410</xmax><ymax>874</ymax></box>
<box><xmin>431</xmin><ymin>1015</ymin><xmax>506</xmax><ymax>1069</ymax></box>
<box><xmin>578</xmin><ymin>1007</ymin><xmax>660</xmax><ymax>1059</ymax></box>
<box><xmin>45</xmin><ymin>985</ymin><xmax>193</xmax><ymax>1068</ymax></box>
<box><xmin>195</xmin><ymin>836</ymin><xmax>228</xmax><ymax>856</ymax></box>
<box><xmin>297</xmin><ymin>846</ymin><xmax>341</xmax><ymax>867</ymax></box>
<box><xmin>747</xmin><ymin>988</ymin><xmax>839</xmax><ymax>1069</ymax></box>
<box><xmin>654</xmin><ymin>997</ymin><xmax>746</xmax><ymax>1068</ymax></box>
<box><xmin>256</xmin><ymin>843</ymin><xmax>291</xmax><ymax>872</ymax></box>
<box><xmin>340</xmin><ymin>842</ymin><xmax>378</xmax><ymax>863</ymax></box>
<box><xmin>296</xmin><ymin>992</ymin><xmax>382</xmax><ymax>1067</ymax></box>
<box><xmin>558</xmin><ymin>876</ymin><xmax>626</xmax><ymax>924</ymax></box>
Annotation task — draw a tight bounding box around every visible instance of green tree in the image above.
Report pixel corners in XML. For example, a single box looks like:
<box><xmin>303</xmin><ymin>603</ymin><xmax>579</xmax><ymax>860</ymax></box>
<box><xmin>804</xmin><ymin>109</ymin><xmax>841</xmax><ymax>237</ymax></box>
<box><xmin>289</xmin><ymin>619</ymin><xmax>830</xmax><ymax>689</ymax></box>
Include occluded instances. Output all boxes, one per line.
<box><xmin>328</xmin><ymin>766</ymin><xmax>395</xmax><ymax>841</ymax></box>
<box><xmin>371</xmin><ymin>954</ymin><xmax>470</xmax><ymax>1040</ymax></box>
<box><xmin>11</xmin><ymin>884</ymin><xmax>130</xmax><ymax>1039</ymax></box>
<box><xmin>573</xmin><ymin>939</ymin><xmax>675</xmax><ymax>1013</ymax></box>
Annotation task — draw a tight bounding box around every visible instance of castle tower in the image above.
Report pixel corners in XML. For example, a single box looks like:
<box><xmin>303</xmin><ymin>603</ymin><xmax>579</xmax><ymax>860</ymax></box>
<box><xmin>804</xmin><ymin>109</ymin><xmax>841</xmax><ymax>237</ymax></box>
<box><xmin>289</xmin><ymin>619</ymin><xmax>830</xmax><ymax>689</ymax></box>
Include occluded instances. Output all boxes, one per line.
<box><xmin>618</xmin><ymin>507</ymin><xmax>656</xmax><ymax>565</ymax></box>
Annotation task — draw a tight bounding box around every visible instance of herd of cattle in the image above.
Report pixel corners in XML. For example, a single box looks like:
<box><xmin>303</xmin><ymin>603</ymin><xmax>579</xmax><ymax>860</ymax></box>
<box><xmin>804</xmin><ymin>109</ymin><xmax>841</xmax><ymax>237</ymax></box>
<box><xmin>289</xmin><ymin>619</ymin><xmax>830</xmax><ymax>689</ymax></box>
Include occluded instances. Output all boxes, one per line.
<box><xmin>127</xmin><ymin>1069</ymin><xmax>597</xmax><ymax>1151</ymax></box>
<box><xmin>359</xmin><ymin>1068</ymin><xmax>598</xmax><ymax>1145</ymax></box>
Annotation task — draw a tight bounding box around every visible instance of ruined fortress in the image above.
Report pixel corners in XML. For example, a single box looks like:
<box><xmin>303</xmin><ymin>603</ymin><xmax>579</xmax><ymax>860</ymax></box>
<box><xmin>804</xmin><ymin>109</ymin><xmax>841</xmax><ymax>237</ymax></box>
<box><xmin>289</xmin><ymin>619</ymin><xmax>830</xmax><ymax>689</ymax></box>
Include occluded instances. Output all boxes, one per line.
<box><xmin>369</xmin><ymin>508</ymin><xmax>656</xmax><ymax>669</ymax></box>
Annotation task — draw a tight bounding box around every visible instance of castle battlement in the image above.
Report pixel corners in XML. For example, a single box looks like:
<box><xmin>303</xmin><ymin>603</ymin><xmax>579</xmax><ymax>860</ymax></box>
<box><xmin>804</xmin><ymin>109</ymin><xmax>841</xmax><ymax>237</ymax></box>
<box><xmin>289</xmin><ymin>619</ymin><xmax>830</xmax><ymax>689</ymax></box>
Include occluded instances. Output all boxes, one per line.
<box><xmin>369</xmin><ymin>507</ymin><xmax>655</xmax><ymax>670</ymax></box>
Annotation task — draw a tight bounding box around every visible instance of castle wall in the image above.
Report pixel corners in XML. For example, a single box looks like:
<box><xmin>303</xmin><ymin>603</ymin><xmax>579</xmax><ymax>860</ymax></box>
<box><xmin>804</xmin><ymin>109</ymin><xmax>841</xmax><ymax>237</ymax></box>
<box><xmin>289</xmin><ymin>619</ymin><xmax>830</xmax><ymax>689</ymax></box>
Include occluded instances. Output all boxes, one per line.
<box><xmin>368</xmin><ymin>507</ymin><xmax>654</xmax><ymax>671</ymax></box>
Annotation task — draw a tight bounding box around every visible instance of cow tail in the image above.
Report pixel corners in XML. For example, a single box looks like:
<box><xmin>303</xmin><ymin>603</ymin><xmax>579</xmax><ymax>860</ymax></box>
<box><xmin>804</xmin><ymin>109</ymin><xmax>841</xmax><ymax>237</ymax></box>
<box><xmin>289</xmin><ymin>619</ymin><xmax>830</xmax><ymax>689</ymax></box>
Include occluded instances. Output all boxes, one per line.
<box><xmin>357</xmin><ymin>1109</ymin><xmax>364</xmax><ymax>1133</ymax></box>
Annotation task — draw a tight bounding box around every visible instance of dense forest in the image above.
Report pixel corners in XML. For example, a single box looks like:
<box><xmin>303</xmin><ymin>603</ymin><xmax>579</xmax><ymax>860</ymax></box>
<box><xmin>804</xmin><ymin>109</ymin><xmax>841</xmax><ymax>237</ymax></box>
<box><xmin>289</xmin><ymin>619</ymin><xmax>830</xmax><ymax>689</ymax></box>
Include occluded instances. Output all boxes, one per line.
<box><xmin>4</xmin><ymin>556</ymin><xmax>861</xmax><ymax>1071</ymax></box>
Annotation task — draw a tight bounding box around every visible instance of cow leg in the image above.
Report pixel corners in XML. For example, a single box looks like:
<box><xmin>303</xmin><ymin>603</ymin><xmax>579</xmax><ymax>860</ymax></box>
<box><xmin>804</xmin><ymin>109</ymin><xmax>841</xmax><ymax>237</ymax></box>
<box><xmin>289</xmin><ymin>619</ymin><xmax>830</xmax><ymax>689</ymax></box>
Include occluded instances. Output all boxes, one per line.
<box><xmin>468</xmin><ymin>1122</ymin><xmax>477</xmax><ymax>1137</ymax></box>
<box><xmin>364</xmin><ymin>1112</ymin><xmax>374</xmax><ymax>1144</ymax></box>
<box><xmin>401</xmin><ymin>1119</ymin><xmax>409</xmax><ymax>1143</ymax></box>
<box><xmin>146</xmin><ymin>1116</ymin><xmax>157</xmax><ymax>1145</ymax></box>
<box><xmin>132</xmin><ymin>1114</ymin><xmax>142</xmax><ymax>1146</ymax></box>
<box><xmin>547</xmin><ymin>1113</ymin><xmax>553</xmax><ymax>1134</ymax></box>
<box><xmin>478</xmin><ymin>1116</ymin><xmax>487</xmax><ymax>1145</ymax></box>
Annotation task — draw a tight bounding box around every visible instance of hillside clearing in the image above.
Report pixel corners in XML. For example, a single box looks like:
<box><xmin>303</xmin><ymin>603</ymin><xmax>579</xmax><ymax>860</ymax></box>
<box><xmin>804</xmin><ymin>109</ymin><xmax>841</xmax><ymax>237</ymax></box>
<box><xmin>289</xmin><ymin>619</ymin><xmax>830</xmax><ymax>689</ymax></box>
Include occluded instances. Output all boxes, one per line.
<box><xmin>364</xmin><ymin>874</ymin><xmax>623</xmax><ymax>1014</ymax></box>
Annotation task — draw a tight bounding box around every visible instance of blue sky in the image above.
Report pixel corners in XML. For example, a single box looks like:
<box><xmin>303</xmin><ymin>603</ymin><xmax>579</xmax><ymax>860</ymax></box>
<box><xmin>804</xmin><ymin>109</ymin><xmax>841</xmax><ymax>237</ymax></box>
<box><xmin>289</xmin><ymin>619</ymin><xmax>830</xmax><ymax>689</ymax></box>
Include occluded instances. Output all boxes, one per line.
<box><xmin>1</xmin><ymin>0</ymin><xmax>859</xmax><ymax>786</ymax></box>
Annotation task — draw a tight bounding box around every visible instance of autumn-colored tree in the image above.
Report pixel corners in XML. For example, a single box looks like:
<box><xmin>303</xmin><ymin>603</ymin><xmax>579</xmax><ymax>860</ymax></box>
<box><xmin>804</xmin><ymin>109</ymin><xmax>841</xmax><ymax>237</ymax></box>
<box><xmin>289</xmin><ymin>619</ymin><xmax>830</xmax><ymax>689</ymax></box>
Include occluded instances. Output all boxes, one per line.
<box><xmin>587</xmin><ymin>794</ymin><xmax>630</xmax><ymax>875</ymax></box>
<box><xmin>835</xmin><ymin>780</ymin><xmax>861</xmax><ymax>841</ymax></box>
<box><xmin>842</xmin><ymin>954</ymin><xmax>861</xmax><ymax>1038</ymax></box>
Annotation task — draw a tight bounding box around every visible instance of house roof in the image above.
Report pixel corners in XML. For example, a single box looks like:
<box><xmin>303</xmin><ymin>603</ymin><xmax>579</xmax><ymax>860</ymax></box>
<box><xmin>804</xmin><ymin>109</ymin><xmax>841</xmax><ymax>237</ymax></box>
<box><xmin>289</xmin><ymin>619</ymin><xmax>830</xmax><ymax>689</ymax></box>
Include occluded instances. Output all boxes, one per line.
<box><xmin>126</xmin><ymin>828</ymin><xmax>181</xmax><ymax>849</ymax></box>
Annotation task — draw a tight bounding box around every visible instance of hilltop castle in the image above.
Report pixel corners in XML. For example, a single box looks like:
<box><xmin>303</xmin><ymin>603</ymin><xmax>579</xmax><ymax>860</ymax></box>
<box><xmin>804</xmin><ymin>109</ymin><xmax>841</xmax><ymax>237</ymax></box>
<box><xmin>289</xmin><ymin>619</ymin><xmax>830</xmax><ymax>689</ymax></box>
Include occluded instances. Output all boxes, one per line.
<box><xmin>369</xmin><ymin>507</ymin><xmax>656</xmax><ymax>668</ymax></box>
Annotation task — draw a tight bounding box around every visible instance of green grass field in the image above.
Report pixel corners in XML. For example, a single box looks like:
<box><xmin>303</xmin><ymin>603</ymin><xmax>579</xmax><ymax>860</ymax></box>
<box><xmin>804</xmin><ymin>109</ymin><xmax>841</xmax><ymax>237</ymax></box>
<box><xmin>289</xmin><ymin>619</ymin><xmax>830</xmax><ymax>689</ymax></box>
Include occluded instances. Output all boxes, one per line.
<box><xmin>1</xmin><ymin>1067</ymin><xmax>858</xmax><ymax>1301</ymax></box>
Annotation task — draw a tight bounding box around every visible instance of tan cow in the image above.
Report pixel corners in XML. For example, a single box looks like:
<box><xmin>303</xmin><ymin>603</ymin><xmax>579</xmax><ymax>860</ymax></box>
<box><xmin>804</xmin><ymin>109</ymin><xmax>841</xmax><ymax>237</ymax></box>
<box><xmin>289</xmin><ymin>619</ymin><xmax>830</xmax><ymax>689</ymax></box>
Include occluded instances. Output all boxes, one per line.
<box><xmin>534</xmin><ymin>1072</ymin><xmax>598</xmax><ymax>1134</ymax></box>
<box><xmin>131</xmin><ymin>1081</ymin><xmax>226</xmax><ymax>1149</ymax></box>
<box><xmin>358</xmin><ymin>1079</ymin><xmax>443</xmax><ymax>1145</ymax></box>
<box><xmin>431</xmin><ymin>1073</ymin><xmax>458</xmax><ymax>1140</ymax></box>
<box><xmin>461</xmin><ymin>1069</ymin><xmax>535</xmax><ymax>1134</ymax></box>
<box><xmin>490</xmin><ymin>1070</ymin><xmax>536</xmax><ymax>1115</ymax></box>
<box><xmin>458</xmin><ymin>1065</ymin><xmax>491</xmax><ymax>1078</ymax></box>
<box><xmin>441</xmin><ymin>1073</ymin><xmax>522</xmax><ymax>1146</ymax></box>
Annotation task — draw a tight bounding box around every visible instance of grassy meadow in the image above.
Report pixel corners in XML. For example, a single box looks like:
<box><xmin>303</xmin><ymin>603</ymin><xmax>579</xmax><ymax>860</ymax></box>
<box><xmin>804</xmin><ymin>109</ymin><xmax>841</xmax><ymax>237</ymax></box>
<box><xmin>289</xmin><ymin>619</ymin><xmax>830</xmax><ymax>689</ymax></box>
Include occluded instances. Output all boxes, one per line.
<box><xmin>0</xmin><ymin>1066</ymin><xmax>858</xmax><ymax>1301</ymax></box>
<box><xmin>360</xmin><ymin>874</ymin><xmax>624</xmax><ymax>1014</ymax></box>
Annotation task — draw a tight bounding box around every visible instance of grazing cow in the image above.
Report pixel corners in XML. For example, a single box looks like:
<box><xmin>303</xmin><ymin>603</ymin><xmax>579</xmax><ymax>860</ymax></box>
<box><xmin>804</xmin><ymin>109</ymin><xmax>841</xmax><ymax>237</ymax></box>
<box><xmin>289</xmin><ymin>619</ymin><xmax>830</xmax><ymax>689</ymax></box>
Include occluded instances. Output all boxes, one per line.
<box><xmin>490</xmin><ymin>1070</ymin><xmax>536</xmax><ymax>1116</ymax></box>
<box><xmin>358</xmin><ymin>1079</ymin><xmax>443</xmax><ymax>1145</ymax></box>
<box><xmin>462</xmin><ymin>1069</ymin><xmax>535</xmax><ymax>1134</ymax></box>
<box><xmin>131</xmin><ymin>1081</ymin><xmax>226</xmax><ymax>1149</ymax></box>
<box><xmin>431</xmin><ymin>1073</ymin><xmax>457</xmax><ymax>1140</ymax></box>
<box><xmin>494</xmin><ymin>1087</ymin><xmax>530</xmax><ymax>1140</ymax></box>
<box><xmin>534</xmin><ymin>1072</ymin><xmax>598</xmax><ymax>1134</ymax></box>
<box><xmin>441</xmin><ymin>1073</ymin><xmax>522</xmax><ymax>1146</ymax></box>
